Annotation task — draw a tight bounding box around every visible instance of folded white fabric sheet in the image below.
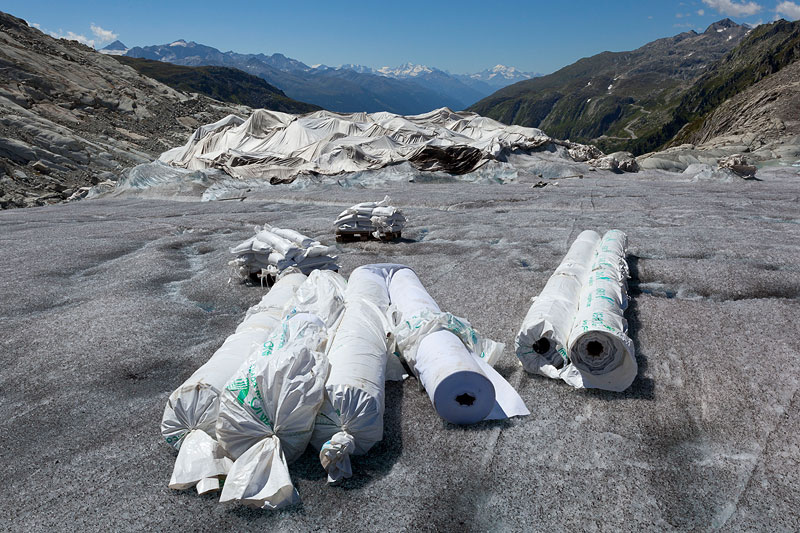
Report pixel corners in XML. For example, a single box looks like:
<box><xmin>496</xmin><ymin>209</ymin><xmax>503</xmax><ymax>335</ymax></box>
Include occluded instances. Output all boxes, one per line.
<box><xmin>515</xmin><ymin>230</ymin><xmax>600</xmax><ymax>378</ymax></box>
<box><xmin>565</xmin><ymin>230</ymin><xmax>636</xmax><ymax>392</ymax></box>
<box><xmin>389</xmin><ymin>268</ymin><xmax>529</xmax><ymax>424</ymax></box>
<box><xmin>334</xmin><ymin>196</ymin><xmax>406</xmax><ymax>238</ymax></box>
<box><xmin>160</xmin><ymin>272</ymin><xmax>306</xmax><ymax>494</ymax></box>
<box><xmin>215</xmin><ymin>271</ymin><xmax>347</xmax><ymax>509</ymax></box>
<box><xmin>311</xmin><ymin>264</ymin><xmax>406</xmax><ymax>484</ymax></box>
<box><xmin>230</xmin><ymin>226</ymin><xmax>338</xmax><ymax>280</ymax></box>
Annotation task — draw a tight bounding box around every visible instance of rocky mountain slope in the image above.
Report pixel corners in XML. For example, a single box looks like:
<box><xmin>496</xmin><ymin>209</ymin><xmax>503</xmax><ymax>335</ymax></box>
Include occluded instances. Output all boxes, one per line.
<box><xmin>0</xmin><ymin>11</ymin><xmax>249</xmax><ymax>208</ymax></box>
<box><xmin>125</xmin><ymin>41</ymin><xmax>457</xmax><ymax>114</ymax></box>
<box><xmin>468</xmin><ymin>19</ymin><xmax>749</xmax><ymax>150</ymax></box>
<box><xmin>329</xmin><ymin>63</ymin><xmax>538</xmax><ymax>107</ymax></box>
<box><xmin>125</xmin><ymin>41</ymin><xmax>538</xmax><ymax>112</ymax></box>
<box><xmin>630</xmin><ymin>19</ymin><xmax>800</xmax><ymax>155</ymax></box>
<box><xmin>691</xmin><ymin>58</ymin><xmax>800</xmax><ymax>150</ymax></box>
<box><xmin>112</xmin><ymin>56</ymin><xmax>320</xmax><ymax>113</ymax></box>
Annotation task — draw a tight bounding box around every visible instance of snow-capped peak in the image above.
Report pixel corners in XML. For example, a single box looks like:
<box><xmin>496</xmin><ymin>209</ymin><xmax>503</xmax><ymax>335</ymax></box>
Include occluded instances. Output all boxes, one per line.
<box><xmin>469</xmin><ymin>64</ymin><xmax>537</xmax><ymax>84</ymax></box>
<box><xmin>378</xmin><ymin>63</ymin><xmax>435</xmax><ymax>77</ymax></box>
<box><xmin>169</xmin><ymin>39</ymin><xmax>188</xmax><ymax>47</ymax></box>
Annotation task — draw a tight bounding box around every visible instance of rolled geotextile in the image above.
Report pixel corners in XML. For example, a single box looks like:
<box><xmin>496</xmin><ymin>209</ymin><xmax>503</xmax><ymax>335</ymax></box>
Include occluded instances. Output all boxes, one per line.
<box><xmin>515</xmin><ymin>230</ymin><xmax>600</xmax><ymax>377</ymax></box>
<box><xmin>160</xmin><ymin>272</ymin><xmax>306</xmax><ymax>493</ymax></box>
<box><xmin>389</xmin><ymin>268</ymin><xmax>495</xmax><ymax>424</ymax></box>
<box><xmin>215</xmin><ymin>271</ymin><xmax>347</xmax><ymax>509</ymax></box>
<box><xmin>566</xmin><ymin>230</ymin><xmax>636</xmax><ymax>392</ymax></box>
<box><xmin>417</xmin><ymin>330</ymin><xmax>496</xmax><ymax>424</ymax></box>
<box><xmin>311</xmin><ymin>264</ymin><xmax>406</xmax><ymax>484</ymax></box>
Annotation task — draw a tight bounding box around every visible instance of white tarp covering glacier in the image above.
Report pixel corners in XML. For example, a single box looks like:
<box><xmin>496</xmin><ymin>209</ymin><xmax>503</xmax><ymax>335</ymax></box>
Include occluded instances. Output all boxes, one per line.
<box><xmin>157</xmin><ymin>107</ymin><xmax>599</xmax><ymax>184</ymax></box>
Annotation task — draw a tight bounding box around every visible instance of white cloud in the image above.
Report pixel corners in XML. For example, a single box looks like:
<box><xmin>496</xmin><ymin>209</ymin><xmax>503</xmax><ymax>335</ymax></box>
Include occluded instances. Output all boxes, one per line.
<box><xmin>90</xmin><ymin>23</ymin><xmax>117</xmax><ymax>44</ymax></box>
<box><xmin>25</xmin><ymin>22</ymin><xmax>118</xmax><ymax>49</ymax></box>
<box><xmin>701</xmin><ymin>0</ymin><xmax>763</xmax><ymax>16</ymax></box>
<box><xmin>776</xmin><ymin>1</ymin><xmax>800</xmax><ymax>19</ymax></box>
<box><xmin>55</xmin><ymin>30</ymin><xmax>96</xmax><ymax>47</ymax></box>
<box><xmin>698</xmin><ymin>9</ymin><xmax>706</xmax><ymax>15</ymax></box>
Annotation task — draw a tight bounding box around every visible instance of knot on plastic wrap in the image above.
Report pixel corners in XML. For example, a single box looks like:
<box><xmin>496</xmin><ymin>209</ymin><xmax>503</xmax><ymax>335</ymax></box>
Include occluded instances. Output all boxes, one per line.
<box><xmin>168</xmin><ymin>429</ymin><xmax>233</xmax><ymax>494</ymax></box>
<box><xmin>320</xmin><ymin>431</ymin><xmax>356</xmax><ymax>485</ymax></box>
<box><xmin>220</xmin><ymin>434</ymin><xmax>299</xmax><ymax>509</ymax></box>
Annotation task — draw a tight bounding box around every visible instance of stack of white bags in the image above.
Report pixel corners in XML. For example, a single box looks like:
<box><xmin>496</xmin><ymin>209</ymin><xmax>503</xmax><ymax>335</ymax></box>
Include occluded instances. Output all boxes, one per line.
<box><xmin>515</xmin><ymin>229</ymin><xmax>636</xmax><ymax>392</ymax></box>
<box><xmin>229</xmin><ymin>225</ymin><xmax>338</xmax><ymax>281</ymax></box>
<box><xmin>334</xmin><ymin>196</ymin><xmax>406</xmax><ymax>239</ymax></box>
<box><xmin>161</xmin><ymin>264</ymin><xmax>528</xmax><ymax>510</ymax></box>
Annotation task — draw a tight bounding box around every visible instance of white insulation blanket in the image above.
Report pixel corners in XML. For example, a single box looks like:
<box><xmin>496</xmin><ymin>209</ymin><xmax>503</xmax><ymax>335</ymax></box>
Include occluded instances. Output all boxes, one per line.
<box><xmin>389</xmin><ymin>268</ymin><xmax>528</xmax><ymax>424</ymax></box>
<box><xmin>311</xmin><ymin>264</ymin><xmax>405</xmax><ymax>484</ymax></box>
<box><xmin>565</xmin><ymin>230</ymin><xmax>636</xmax><ymax>392</ymax></box>
<box><xmin>216</xmin><ymin>270</ymin><xmax>347</xmax><ymax>509</ymax></box>
<box><xmin>158</xmin><ymin>107</ymin><xmax>595</xmax><ymax>182</ymax></box>
<box><xmin>515</xmin><ymin>229</ymin><xmax>637</xmax><ymax>392</ymax></box>
<box><xmin>334</xmin><ymin>195</ymin><xmax>406</xmax><ymax>238</ymax></box>
<box><xmin>160</xmin><ymin>272</ymin><xmax>306</xmax><ymax>494</ymax></box>
<box><xmin>230</xmin><ymin>225</ymin><xmax>338</xmax><ymax>280</ymax></box>
<box><xmin>515</xmin><ymin>230</ymin><xmax>601</xmax><ymax>377</ymax></box>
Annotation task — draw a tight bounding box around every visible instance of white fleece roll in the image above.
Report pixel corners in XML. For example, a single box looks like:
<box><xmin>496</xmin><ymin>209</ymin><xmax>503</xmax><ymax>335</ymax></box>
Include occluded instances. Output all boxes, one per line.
<box><xmin>311</xmin><ymin>264</ymin><xmax>406</xmax><ymax>484</ymax></box>
<box><xmin>565</xmin><ymin>230</ymin><xmax>636</xmax><ymax>392</ymax></box>
<box><xmin>389</xmin><ymin>268</ymin><xmax>528</xmax><ymax>424</ymax></box>
<box><xmin>161</xmin><ymin>272</ymin><xmax>306</xmax><ymax>494</ymax></box>
<box><xmin>515</xmin><ymin>230</ymin><xmax>600</xmax><ymax>377</ymax></box>
<box><xmin>215</xmin><ymin>270</ymin><xmax>347</xmax><ymax>509</ymax></box>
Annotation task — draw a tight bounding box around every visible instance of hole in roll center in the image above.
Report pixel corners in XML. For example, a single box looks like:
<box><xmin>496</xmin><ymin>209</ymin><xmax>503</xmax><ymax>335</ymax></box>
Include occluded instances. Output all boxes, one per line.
<box><xmin>586</xmin><ymin>341</ymin><xmax>604</xmax><ymax>357</ymax></box>
<box><xmin>532</xmin><ymin>338</ymin><xmax>551</xmax><ymax>354</ymax></box>
<box><xmin>455</xmin><ymin>393</ymin><xmax>476</xmax><ymax>406</ymax></box>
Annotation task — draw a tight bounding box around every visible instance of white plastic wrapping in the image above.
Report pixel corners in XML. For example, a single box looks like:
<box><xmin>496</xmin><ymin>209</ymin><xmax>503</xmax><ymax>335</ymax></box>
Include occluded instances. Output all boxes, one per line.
<box><xmin>216</xmin><ymin>270</ymin><xmax>347</xmax><ymax>509</ymax></box>
<box><xmin>159</xmin><ymin>108</ymin><xmax>566</xmax><ymax>182</ymax></box>
<box><xmin>229</xmin><ymin>225</ymin><xmax>338</xmax><ymax>280</ymax></box>
<box><xmin>160</xmin><ymin>272</ymin><xmax>306</xmax><ymax>493</ymax></box>
<box><xmin>334</xmin><ymin>196</ymin><xmax>406</xmax><ymax>238</ymax></box>
<box><xmin>389</xmin><ymin>268</ymin><xmax>529</xmax><ymax>424</ymax></box>
<box><xmin>311</xmin><ymin>264</ymin><xmax>404</xmax><ymax>484</ymax></box>
<box><xmin>565</xmin><ymin>230</ymin><xmax>636</xmax><ymax>392</ymax></box>
<box><xmin>515</xmin><ymin>230</ymin><xmax>601</xmax><ymax>377</ymax></box>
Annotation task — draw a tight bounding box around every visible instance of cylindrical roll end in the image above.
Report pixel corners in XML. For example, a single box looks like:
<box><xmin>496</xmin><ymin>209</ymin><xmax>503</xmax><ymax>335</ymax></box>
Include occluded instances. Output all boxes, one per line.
<box><xmin>432</xmin><ymin>370</ymin><xmax>496</xmax><ymax>425</ymax></box>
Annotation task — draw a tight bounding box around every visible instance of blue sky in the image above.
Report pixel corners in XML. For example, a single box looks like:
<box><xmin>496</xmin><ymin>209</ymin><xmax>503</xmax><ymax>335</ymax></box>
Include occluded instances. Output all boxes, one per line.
<box><xmin>6</xmin><ymin>1</ymin><xmax>799</xmax><ymax>74</ymax></box>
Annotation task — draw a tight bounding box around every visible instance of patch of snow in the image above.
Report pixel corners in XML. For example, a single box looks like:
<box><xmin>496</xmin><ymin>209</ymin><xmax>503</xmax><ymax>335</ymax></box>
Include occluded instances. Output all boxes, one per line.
<box><xmin>169</xmin><ymin>40</ymin><xmax>188</xmax><ymax>47</ymax></box>
<box><xmin>378</xmin><ymin>63</ymin><xmax>434</xmax><ymax>77</ymax></box>
<box><xmin>608</xmin><ymin>85</ymin><xmax>613</xmax><ymax>91</ymax></box>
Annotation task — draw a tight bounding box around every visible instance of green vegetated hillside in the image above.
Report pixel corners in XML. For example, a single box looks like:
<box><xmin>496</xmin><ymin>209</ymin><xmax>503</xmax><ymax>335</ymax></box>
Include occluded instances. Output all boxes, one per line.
<box><xmin>471</xmin><ymin>19</ymin><xmax>800</xmax><ymax>155</ymax></box>
<box><xmin>468</xmin><ymin>20</ymin><xmax>749</xmax><ymax>152</ymax></box>
<box><xmin>629</xmin><ymin>19</ymin><xmax>800</xmax><ymax>154</ymax></box>
<box><xmin>114</xmin><ymin>56</ymin><xmax>321</xmax><ymax>113</ymax></box>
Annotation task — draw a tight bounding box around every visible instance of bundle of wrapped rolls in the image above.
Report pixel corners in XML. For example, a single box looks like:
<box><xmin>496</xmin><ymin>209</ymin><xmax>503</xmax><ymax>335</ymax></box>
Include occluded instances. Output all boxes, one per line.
<box><xmin>160</xmin><ymin>272</ymin><xmax>306</xmax><ymax>494</ymax></box>
<box><xmin>311</xmin><ymin>264</ymin><xmax>404</xmax><ymax>484</ymax></box>
<box><xmin>514</xmin><ymin>230</ymin><xmax>601</xmax><ymax>378</ymax></box>
<box><xmin>564</xmin><ymin>230</ymin><xmax>636</xmax><ymax>392</ymax></box>
<box><xmin>514</xmin><ymin>230</ymin><xmax>636</xmax><ymax>392</ymax></box>
<box><xmin>230</xmin><ymin>225</ymin><xmax>338</xmax><ymax>280</ymax></box>
<box><xmin>216</xmin><ymin>270</ymin><xmax>347</xmax><ymax>509</ymax></box>
<box><xmin>334</xmin><ymin>196</ymin><xmax>406</xmax><ymax>239</ymax></box>
<box><xmin>389</xmin><ymin>268</ymin><xmax>529</xmax><ymax>424</ymax></box>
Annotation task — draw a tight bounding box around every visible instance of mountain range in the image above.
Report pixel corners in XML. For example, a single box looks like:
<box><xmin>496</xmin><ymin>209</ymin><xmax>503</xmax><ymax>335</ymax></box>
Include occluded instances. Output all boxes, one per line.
<box><xmin>469</xmin><ymin>19</ymin><xmax>751</xmax><ymax>153</ymax></box>
<box><xmin>113</xmin><ymin>56</ymin><xmax>320</xmax><ymax>113</ymax></box>
<box><xmin>4</xmin><ymin>6</ymin><xmax>800</xmax><ymax>208</ymax></box>
<box><xmin>106</xmin><ymin>40</ymin><xmax>536</xmax><ymax>113</ymax></box>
